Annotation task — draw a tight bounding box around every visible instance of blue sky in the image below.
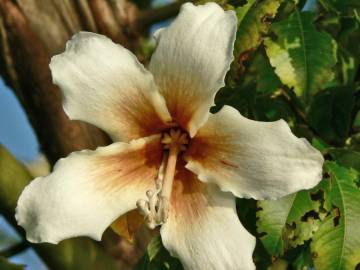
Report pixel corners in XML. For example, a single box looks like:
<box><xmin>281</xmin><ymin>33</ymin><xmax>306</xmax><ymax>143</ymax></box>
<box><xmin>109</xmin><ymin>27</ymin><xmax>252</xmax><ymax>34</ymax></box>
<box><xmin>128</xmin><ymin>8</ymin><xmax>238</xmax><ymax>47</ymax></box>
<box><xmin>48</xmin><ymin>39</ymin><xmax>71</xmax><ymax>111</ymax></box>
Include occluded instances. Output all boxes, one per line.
<box><xmin>0</xmin><ymin>79</ymin><xmax>45</xmax><ymax>269</ymax></box>
<box><xmin>0</xmin><ymin>79</ymin><xmax>39</xmax><ymax>162</ymax></box>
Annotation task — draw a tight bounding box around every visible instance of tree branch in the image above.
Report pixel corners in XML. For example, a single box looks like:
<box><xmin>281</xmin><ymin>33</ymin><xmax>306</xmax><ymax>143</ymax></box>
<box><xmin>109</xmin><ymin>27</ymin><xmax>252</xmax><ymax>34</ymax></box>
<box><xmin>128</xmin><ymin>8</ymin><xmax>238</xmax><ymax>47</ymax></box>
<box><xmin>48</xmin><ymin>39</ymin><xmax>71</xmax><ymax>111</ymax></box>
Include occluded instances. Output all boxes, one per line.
<box><xmin>0</xmin><ymin>242</ymin><xmax>29</xmax><ymax>258</ymax></box>
<box><xmin>136</xmin><ymin>1</ymin><xmax>184</xmax><ymax>30</ymax></box>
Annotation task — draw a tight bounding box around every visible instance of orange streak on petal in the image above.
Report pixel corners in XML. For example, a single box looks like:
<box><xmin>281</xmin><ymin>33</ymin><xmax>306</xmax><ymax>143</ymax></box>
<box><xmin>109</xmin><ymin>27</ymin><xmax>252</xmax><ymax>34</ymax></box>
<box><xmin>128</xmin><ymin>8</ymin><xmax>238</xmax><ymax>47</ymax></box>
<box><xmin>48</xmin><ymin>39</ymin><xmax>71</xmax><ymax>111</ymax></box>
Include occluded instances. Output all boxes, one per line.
<box><xmin>116</xmin><ymin>88</ymin><xmax>170</xmax><ymax>139</ymax></box>
<box><xmin>186</xmin><ymin>129</ymin><xmax>239</xmax><ymax>178</ymax></box>
<box><xmin>169</xmin><ymin>163</ymin><xmax>208</xmax><ymax>222</ymax></box>
<box><xmin>161</xmin><ymin>78</ymin><xmax>197</xmax><ymax>132</ymax></box>
<box><xmin>95</xmin><ymin>137</ymin><xmax>164</xmax><ymax>194</ymax></box>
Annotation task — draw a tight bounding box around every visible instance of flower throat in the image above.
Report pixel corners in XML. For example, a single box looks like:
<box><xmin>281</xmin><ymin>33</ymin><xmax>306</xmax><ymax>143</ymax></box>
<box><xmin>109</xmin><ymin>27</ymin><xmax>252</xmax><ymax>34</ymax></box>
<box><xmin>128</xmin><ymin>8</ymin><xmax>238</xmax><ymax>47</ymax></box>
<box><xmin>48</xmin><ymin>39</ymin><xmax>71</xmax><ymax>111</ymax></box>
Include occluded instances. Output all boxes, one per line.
<box><xmin>136</xmin><ymin>129</ymin><xmax>189</xmax><ymax>229</ymax></box>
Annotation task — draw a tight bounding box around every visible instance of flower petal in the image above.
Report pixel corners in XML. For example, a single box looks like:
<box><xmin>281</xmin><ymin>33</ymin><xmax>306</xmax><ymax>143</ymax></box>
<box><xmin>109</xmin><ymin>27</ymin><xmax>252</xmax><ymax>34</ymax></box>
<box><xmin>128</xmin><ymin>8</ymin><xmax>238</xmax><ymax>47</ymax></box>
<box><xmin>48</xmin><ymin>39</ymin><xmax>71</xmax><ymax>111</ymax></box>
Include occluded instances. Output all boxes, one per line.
<box><xmin>50</xmin><ymin>32</ymin><xmax>171</xmax><ymax>142</ymax></box>
<box><xmin>185</xmin><ymin>105</ymin><xmax>324</xmax><ymax>200</ymax></box>
<box><xmin>160</xmin><ymin>165</ymin><xmax>256</xmax><ymax>270</ymax></box>
<box><xmin>16</xmin><ymin>135</ymin><xmax>163</xmax><ymax>244</ymax></box>
<box><xmin>149</xmin><ymin>3</ymin><xmax>237</xmax><ymax>137</ymax></box>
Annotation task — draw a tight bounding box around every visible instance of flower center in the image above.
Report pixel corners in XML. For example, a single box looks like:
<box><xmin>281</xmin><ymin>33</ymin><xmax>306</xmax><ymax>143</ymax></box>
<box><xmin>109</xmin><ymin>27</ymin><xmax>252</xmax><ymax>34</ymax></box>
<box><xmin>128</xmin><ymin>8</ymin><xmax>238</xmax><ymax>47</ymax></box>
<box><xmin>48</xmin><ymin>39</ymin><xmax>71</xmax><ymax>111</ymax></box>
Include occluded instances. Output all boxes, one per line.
<box><xmin>136</xmin><ymin>129</ymin><xmax>189</xmax><ymax>229</ymax></box>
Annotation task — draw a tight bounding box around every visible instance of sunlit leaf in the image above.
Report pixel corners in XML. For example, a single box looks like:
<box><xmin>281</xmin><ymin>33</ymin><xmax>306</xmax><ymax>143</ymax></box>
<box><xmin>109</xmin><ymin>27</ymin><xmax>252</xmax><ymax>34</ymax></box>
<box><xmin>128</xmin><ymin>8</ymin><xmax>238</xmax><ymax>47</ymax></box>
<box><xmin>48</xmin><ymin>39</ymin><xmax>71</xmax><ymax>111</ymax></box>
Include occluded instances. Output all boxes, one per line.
<box><xmin>311</xmin><ymin>162</ymin><xmax>360</xmax><ymax>270</ymax></box>
<box><xmin>147</xmin><ymin>236</ymin><xmax>162</xmax><ymax>262</ymax></box>
<box><xmin>229</xmin><ymin>0</ymin><xmax>281</xmax><ymax>80</ymax></box>
<box><xmin>265</xmin><ymin>10</ymin><xmax>337</xmax><ymax>102</ymax></box>
<box><xmin>235</xmin><ymin>0</ymin><xmax>281</xmax><ymax>59</ymax></box>
<box><xmin>257</xmin><ymin>189</ymin><xmax>320</xmax><ymax>255</ymax></box>
<box><xmin>0</xmin><ymin>146</ymin><xmax>32</xmax><ymax>213</ymax></box>
<box><xmin>339</xmin><ymin>51</ymin><xmax>357</xmax><ymax>85</ymax></box>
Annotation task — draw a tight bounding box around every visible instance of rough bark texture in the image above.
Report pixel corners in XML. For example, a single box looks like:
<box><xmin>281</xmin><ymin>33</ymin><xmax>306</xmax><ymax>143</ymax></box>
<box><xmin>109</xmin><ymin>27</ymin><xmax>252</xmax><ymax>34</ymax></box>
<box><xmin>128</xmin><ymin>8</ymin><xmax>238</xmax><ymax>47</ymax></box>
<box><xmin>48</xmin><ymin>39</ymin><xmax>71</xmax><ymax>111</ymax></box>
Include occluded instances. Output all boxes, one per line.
<box><xmin>0</xmin><ymin>0</ymin><xmax>113</xmax><ymax>165</ymax></box>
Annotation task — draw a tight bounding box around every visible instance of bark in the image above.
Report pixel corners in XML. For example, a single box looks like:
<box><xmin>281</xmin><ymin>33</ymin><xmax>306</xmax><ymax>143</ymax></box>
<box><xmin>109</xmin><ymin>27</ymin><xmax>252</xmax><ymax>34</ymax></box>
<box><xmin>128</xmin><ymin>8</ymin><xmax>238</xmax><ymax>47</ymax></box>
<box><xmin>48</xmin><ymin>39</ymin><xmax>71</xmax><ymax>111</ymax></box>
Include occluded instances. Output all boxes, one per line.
<box><xmin>0</xmin><ymin>0</ymin><xmax>111</xmax><ymax>165</ymax></box>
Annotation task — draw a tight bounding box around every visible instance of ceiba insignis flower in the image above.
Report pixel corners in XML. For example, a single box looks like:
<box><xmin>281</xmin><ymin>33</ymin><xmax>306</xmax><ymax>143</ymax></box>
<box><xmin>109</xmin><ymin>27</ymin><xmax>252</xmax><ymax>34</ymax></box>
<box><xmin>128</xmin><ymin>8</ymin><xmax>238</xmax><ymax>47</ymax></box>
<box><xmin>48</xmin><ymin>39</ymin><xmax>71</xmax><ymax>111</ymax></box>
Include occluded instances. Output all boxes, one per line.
<box><xmin>15</xmin><ymin>3</ymin><xmax>324</xmax><ymax>270</ymax></box>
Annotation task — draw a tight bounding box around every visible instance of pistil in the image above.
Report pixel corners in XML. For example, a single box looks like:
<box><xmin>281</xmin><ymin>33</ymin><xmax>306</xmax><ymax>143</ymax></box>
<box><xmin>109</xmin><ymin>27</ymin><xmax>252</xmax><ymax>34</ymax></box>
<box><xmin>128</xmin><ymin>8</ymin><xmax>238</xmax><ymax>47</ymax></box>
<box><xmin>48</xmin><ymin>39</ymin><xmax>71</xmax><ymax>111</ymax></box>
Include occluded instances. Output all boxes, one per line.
<box><xmin>160</xmin><ymin>141</ymin><xmax>180</xmax><ymax>200</ymax></box>
<box><xmin>136</xmin><ymin>129</ymin><xmax>188</xmax><ymax>229</ymax></box>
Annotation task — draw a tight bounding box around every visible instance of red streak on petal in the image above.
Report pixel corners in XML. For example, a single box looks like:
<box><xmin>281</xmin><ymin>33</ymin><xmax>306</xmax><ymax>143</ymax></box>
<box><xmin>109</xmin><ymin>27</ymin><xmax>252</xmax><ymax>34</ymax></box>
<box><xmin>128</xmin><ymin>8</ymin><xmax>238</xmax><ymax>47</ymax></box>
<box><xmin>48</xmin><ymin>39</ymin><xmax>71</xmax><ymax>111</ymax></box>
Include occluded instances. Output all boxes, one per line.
<box><xmin>220</xmin><ymin>160</ymin><xmax>239</xmax><ymax>169</ymax></box>
<box><xmin>116</xmin><ymin>87</ymin><xmax>170</xmax><ymax>139</ymax></box>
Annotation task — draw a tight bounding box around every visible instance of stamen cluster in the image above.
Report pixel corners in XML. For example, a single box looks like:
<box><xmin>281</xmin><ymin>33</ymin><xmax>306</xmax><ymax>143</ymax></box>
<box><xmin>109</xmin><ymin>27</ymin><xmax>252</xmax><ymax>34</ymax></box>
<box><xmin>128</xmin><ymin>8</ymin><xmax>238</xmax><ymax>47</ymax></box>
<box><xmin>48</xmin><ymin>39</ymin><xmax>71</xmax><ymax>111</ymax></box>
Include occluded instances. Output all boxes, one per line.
<box><xmin>136</xmin><ymin>129</ymin><xmax>189</xmax><ymax>228</ymax></box>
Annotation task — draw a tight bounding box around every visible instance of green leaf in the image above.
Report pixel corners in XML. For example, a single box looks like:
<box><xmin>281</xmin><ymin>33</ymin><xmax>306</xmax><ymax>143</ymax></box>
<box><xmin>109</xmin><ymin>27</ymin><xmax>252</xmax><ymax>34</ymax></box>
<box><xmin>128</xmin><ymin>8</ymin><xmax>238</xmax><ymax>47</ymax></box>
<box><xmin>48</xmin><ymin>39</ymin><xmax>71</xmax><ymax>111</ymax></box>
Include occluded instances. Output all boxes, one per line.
<box><xmin>354</xmin><ymin>111</ymin><xmax>360</xmax><ymax>128</ymax></box>
<box><xmin>0</xmin><ymin>257</ymin><xmax>24</xmax><ymax>270</ymax></box>
<box><xmin>339</xmin><ymin>50</ymin><xmax>357</xmax><ymax>85</ymax></box>
<box><xmin>257</xmin><ymin>189</ymin><xmax>320</xmax><ymax>255</ymax></box>
<box><xmin>307</xmin><ymin>86</ymin><xmax>355</xmax><ymax>145</ymax></box>
<box><xmin>329</xmin><ymin>148</ymin><xmax>360</xmax><ymax>171</ymax></box>
<box><xmin>234</xmin><ymin>0</ymin><xmax>281</xmax><ymax>65</ymax></box>
<box><xmin>253</xmin><ymin>52</ymin><xmax>281</xmax><ymax>94</ymax></box>
<box><xmin>214</xmin><ymin>85</ymin><xmax>257</xmax><ymax>118</ymax></box>
<box><xmin>134</xmin><ymin>236</ymin><xmax>183</xmax><ymax>270</ymax></box>
<box><xmin>286</xmin><ymin>217</ymin><xmax>320</xmax><ymax>248</ymax></box>
<box><xmin>265</xmin><ymin>10</ymin><xmax>337</xmax><ymax>102</ymax></box>
<box><xmin>0</xmin><ymin>146</ymin><xmax>32</xmax><ymax>213</ymax></box>
<box><xmin>311</xmin><ymin>162</ymin><xmax>360</xmax><ymax>270</ymax></box>
<box><xmin>312</xmin><ymin>137</ymin><xmax>331</xmax><ymax>152</ymax></box>
<box><xmin>319</xmin><ymin>0</ymin><xmax>360</xmax><ymax>13</ymax></box>
<box><xmin>254</xmin><ymin>92</ymin><xmax>294</xmax><ymax>121</ymax></box>
<box><xmin>290</xmin><ymin>244</ymin><xmax>314</xmax><ymax>270</ymax></box>
<box><xmin>147</xmin><ymin>236</ymin><xmax>162</xmax><ymax>262</ymax></box>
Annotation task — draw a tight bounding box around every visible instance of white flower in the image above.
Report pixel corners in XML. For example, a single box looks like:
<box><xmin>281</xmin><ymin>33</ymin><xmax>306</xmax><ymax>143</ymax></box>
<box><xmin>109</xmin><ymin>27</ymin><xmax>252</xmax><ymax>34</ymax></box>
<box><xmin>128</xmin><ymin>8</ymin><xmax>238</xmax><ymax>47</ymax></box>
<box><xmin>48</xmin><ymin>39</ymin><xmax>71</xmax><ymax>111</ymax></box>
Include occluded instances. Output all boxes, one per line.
<box><xmin>15</xmin><ymin>3</ymin><xmax>323</xmax><ymax>270</ymax></box>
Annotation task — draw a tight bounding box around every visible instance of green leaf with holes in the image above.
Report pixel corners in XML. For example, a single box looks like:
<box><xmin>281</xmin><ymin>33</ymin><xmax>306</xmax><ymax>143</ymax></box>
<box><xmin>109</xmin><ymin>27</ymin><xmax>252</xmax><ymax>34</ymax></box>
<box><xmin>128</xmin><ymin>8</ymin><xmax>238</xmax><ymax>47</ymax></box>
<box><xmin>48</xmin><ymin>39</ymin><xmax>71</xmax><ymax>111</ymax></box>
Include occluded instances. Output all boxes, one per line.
<box><xmin>234</xmin><ymin>0</ymin><xmax>282</xmax><ymax>64</ymax></box>
<box><xmin>264</xmin><ymin>10</ymin><xmax>337</xmax><ymax>102</ymax></box>
<box><xmin>311</xmin><ymin>162</ymin><xmax>360</xmax><ymax>270</ymax></box>
<box><xmin>257</xmin><ymin>189</ymin><xmax>320</xmax><ymax>255</ymax></box>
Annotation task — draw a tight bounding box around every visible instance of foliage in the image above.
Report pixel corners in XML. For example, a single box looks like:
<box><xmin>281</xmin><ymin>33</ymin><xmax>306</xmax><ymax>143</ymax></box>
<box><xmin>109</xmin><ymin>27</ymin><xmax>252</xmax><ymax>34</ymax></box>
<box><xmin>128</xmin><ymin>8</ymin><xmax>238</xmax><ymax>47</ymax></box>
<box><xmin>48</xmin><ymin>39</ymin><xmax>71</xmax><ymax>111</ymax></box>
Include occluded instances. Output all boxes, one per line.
<box><xmin>232</xmin><ymin>0</ymin><xmax>282</xmax><ymax>74</ymax></box>
<box><xmin>134</xmin><ymin>236</ymin><xmax>183</xmax><ymax>270</ymax></box>
<box><xmin>265</xmin><ymin>10</ymin><xmax>337</xmax><ymax>102</ymax></box>
<box><xmin>0</xmin><ymin>257</ymin><xmax>24</xmax><ymax>270</ymax></box>
<box><xmin>257</xmin><ymin>189</ymin><xmax>320</xmax><ymax>255</ymax></box>
<box><xmin>184</xmin><ymin>0</ymin><xmax>360</xmax><ymax>269</ymax></box>
<box><xmin>307</xmin><ymin>85</ymin><xmax>355</xmax><ymax>145</ymax></box>
<box><xmin>311</xmin><ymin>162</ymin><xmax>360</xmax><ymax>270</ymax></box>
